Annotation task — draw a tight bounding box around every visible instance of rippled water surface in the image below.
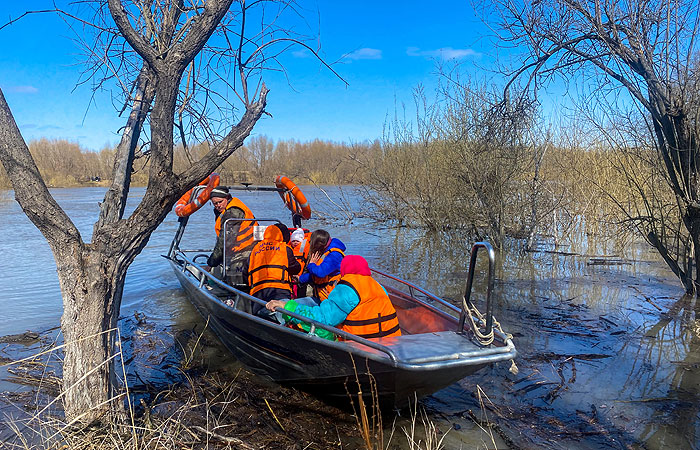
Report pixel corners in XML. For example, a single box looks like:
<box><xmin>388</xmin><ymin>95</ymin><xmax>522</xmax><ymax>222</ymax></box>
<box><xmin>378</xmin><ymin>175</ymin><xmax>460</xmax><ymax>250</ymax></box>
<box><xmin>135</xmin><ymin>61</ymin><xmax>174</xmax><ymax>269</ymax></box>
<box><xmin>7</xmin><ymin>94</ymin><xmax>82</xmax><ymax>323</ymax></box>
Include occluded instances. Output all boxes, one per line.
<box><xmin>0</xmin><ymin>186</ymin><xmax>698</xmax><ymax>449</ymax></box>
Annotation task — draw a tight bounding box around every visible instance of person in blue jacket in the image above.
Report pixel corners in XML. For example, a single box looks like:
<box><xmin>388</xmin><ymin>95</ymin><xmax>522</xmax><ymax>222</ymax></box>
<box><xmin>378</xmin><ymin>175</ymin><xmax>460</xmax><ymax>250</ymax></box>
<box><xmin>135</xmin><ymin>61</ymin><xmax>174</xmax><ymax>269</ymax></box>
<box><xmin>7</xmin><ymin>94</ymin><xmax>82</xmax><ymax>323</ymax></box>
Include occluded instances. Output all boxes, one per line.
<box><xmin>266</xmin><ymin>255</ymin><xmax>401</xmax><ymax>341</ymax></box>
<box><xmin>298</xmin><ymin>229</ymin><xmax>346</xmax><ymax>302</ymax></box>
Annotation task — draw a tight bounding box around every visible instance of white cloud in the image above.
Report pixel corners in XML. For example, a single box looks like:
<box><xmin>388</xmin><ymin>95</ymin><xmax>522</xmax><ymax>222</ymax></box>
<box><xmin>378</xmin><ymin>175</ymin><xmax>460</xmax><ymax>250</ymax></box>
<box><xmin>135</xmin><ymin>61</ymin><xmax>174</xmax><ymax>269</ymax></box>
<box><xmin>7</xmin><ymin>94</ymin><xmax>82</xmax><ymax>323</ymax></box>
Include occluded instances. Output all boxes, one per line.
<box><xmin>292</xmin><ymin>49</ymin><xmax>313</xmax><ymax>58</ymax></box>
<box><xmin>346</xmin><ymin>48</ymin><xmax>382</xmax><ymax>60</ymax></box>
<box><xmin>4</xmin><ymin>85</ymin><xmax>39</xmax><ymax>94</ymax></box>
<box><xmin>407</xmin><ymin>47</ymin><xmax>479</xmax><ymax>60</ymax></box>
<box><xmin>39</xmin><ymin>124</ymin><xmax>62</xmax><ymax>131</ymax></box>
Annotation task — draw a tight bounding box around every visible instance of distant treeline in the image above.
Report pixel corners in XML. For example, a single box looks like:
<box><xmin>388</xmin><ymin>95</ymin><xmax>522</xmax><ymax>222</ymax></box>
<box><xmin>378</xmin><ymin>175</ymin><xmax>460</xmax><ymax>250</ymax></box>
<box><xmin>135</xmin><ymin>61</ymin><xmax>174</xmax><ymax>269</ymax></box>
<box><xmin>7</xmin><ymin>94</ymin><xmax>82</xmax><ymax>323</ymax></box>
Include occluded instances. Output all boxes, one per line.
<box><xmin>0</xmin><ymin>123</ymin><xmax>657</xmax><ymax>253</ymax></box>
<box><xmin>0</xmin><ymin>136</ymin><xmax>377</xmax><ymax>189</ymax></box>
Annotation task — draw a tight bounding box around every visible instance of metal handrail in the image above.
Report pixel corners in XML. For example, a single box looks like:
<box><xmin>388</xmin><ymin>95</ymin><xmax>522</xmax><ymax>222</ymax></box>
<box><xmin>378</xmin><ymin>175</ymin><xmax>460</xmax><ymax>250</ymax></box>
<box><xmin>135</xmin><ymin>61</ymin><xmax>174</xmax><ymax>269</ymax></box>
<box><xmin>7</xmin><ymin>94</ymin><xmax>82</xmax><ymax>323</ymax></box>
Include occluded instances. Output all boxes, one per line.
<box><xmin>173</xmin><ymin>250</ymin><xmax>399</xmax><ymax>363</ymax></box>
<box><xmin>459</xmin><ymin>242</ymin><xmax>495</xmax><ymax>336</ymax></box>
<box><xmin>221</xmin><ymin>217</ymin><xmax>283</xmax><ymax>278</ymax></box>
<box><xmin>167</xmin><ymin>216</ymin><xmax>189</xmax><ymax>258</ymax></box>
<box><xmin>370</xmin><ymin>268</ymin><xmax>460</xmax><ymax>314</ymax></box>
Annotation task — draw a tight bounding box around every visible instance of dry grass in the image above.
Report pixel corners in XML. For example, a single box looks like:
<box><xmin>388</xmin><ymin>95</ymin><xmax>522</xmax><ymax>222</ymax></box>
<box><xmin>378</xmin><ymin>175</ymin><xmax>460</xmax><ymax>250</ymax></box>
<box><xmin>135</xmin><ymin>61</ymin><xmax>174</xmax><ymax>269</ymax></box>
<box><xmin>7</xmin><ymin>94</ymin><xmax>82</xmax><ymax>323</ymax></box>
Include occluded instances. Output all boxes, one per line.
<box><xmin>344</xmin><ymin>356</ymin><xmax>452</xmax><ymax>450</ymax></box>
<box><xmin>1</xmin><ymin>321</ymin><xmax>466</xmax><ymax>450</ymax></box>
<box><xmin>0</xmin><ymin>326</ymin><xmax>360</xmax><ymax>450</ymax></box>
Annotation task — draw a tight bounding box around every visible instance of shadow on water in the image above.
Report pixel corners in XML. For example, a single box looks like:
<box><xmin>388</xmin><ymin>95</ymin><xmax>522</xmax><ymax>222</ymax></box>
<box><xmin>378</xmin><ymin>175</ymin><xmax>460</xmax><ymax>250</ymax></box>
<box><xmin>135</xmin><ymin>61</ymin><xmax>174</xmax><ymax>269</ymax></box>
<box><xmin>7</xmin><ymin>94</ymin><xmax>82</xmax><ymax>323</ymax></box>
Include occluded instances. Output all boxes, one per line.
<box><xmin>1</xmin><ymin>186</ymin><xmax>699</xmax><ymax>448</ymax></box>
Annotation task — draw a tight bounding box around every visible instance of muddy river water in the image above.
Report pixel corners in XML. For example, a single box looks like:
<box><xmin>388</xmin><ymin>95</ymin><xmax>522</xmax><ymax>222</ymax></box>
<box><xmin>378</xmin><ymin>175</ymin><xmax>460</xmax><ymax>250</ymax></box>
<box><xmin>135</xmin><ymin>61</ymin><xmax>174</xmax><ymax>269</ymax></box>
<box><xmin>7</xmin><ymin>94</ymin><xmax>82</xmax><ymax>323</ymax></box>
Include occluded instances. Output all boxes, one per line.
<box><xmin>0</xmin><ymin>186</ymin><xmax>697</xmax><ymax>449</ymax></box>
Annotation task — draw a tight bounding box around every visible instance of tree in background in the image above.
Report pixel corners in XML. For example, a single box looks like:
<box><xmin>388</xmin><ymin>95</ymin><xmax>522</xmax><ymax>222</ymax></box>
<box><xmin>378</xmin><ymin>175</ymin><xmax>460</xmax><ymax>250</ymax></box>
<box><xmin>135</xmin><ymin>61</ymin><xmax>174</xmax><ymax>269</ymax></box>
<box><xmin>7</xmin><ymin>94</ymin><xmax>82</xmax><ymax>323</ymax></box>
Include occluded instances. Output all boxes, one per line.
<box><xmin>0</xmin><ymin>0</ymin><xmax>336</xmax><ymax>425</ymax></box>
<box><xmin>490</xmin><ymin>0</ymin><xmax>700</xmax><ymax>293</ymax></box>
<box><xmin>357</xmin><ymin>74</ymin><xmax>543</xmax><ymax>248</ymax></box>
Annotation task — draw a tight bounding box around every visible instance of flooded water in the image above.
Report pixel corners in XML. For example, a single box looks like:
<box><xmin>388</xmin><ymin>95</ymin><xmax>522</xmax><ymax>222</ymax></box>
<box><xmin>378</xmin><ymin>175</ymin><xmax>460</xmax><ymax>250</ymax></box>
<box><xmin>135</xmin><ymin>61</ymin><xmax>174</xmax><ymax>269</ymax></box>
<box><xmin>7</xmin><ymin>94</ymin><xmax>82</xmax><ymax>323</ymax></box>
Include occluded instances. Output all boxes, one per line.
<box><xmin>0</xmin><ymin>186</ymin><xmax>697</xmax><ymax>449</ymax></box>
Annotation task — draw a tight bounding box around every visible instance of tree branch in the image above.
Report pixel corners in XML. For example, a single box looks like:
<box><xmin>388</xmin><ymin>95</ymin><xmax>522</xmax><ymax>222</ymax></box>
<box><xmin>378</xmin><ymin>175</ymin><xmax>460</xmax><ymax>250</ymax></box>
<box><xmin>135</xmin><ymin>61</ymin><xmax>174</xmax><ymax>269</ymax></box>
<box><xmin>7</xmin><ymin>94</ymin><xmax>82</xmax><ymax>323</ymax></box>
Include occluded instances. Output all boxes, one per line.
<box><xmin>107</xmin><ymin>0</ymin><xmax>159</xmax><ymax>69</ymax></box>
<box><xmin>0</xmin><ymin>89</ymin><xmax>81</xmax><ymax>246</ymax></box>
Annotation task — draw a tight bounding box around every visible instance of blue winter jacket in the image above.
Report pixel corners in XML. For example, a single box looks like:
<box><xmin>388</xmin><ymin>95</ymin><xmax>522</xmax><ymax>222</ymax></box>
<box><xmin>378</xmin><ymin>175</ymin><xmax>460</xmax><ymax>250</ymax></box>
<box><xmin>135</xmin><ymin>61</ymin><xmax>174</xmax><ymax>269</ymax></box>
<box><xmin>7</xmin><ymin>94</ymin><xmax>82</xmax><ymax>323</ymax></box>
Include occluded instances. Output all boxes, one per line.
<box><xmin>298</xmin><ymin>238</ymin><xmax>346</xmax><ymax>284</ymax></box>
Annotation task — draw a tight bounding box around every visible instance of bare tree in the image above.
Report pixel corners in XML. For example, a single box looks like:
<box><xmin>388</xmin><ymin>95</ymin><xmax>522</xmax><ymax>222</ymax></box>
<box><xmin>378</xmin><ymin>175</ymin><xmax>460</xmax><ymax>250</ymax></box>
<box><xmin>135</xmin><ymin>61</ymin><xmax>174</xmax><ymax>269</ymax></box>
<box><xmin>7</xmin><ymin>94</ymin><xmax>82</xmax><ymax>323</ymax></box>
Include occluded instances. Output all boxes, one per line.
<box><xmin>246</xmin><ymin>135</ymin><xmax>275</xmax><ymax>179</ymax></box>
<box><xmin>490</xmin><ymin>0</ymin><xmax>700</xmax><ymax>292</ymax></box>
<box><xmin>357</xmin><ymin>73</ymin><xmax>541</xmax><ymax>247</ymax></box>
<box><xmin>0</xmin><ymin>0</ymin><xmax>335</xmax><ymax>425</ymax></box>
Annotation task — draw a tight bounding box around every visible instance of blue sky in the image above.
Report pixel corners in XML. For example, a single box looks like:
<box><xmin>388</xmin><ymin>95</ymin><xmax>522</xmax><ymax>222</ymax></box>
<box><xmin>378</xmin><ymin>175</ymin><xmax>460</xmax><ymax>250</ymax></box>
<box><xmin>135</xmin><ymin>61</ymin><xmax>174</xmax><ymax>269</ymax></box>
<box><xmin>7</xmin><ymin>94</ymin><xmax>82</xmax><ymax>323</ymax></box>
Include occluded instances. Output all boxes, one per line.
<box><xmin>0</xmin><ymin>1</ymin><xmax>491</xmax><ymax>151</ymax></box>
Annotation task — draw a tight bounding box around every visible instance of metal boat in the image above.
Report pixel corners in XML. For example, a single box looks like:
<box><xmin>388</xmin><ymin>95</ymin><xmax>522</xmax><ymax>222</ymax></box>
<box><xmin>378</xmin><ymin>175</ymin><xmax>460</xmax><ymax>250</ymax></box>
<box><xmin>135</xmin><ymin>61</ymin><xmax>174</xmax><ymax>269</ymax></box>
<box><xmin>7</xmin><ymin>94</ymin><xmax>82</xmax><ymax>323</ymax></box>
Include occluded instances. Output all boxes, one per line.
<box><xmin>165</xmin><ymin>184</ymin><xmax>517</xmax><ymax>409</ymax></box>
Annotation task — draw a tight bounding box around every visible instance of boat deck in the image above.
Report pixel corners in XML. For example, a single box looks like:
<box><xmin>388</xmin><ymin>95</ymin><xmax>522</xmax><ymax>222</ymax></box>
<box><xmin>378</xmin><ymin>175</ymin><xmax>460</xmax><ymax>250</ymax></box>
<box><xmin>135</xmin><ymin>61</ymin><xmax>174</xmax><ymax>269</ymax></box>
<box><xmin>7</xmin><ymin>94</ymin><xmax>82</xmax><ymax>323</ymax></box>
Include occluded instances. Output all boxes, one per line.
<box><xmin>345</xmin><ymin>330</ymin><xmax>508</xmax><ymax>366</ymax></box>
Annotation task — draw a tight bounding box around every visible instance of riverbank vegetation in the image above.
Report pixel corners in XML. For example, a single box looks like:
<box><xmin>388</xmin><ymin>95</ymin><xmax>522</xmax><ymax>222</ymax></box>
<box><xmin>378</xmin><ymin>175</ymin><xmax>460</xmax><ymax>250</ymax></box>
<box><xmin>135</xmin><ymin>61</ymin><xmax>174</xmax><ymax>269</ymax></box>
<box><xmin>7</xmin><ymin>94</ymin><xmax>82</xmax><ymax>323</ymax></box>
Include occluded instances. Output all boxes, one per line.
<box><xmin>0</xmin><ymin>102</ymin><xmax>676</xmax><ymax>264</ymax></box>
<box><xmin>0</xmin><ymin>137</ymin><xmax>372</xmax><ymax>189</ymax></box>
<box><xmin>0</xmin><ymin>72</ymin><xmax>685</xmax><ymax>290</ymax></box>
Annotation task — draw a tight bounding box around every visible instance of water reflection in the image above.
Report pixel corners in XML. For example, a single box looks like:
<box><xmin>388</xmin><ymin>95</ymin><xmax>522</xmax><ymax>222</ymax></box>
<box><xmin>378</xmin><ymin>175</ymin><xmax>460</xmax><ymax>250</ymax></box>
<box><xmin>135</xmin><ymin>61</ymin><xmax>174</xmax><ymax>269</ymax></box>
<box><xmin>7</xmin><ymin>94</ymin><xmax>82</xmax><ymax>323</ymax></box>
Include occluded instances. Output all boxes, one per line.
<box><xmin>0</xmin><ymin>185</ymin><xmax>696</xmax><ymax>448</ymax></box>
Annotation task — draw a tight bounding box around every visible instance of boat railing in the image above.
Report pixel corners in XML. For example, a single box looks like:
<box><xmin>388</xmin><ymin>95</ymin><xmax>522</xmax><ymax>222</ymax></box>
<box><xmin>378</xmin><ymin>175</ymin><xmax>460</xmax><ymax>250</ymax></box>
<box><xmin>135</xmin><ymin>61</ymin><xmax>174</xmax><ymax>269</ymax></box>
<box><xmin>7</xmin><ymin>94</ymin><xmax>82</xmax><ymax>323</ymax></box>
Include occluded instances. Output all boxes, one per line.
<box><xmin>459</xmin><ymin>241</ymin><xmax>495</xmax><ymax>338</ymax></box>
<box><xmin>370</xmin><ymin>268</ymin><xmax>461</xmax><ymax>315</ymax></box>
<box><xmin>171</xmin><ymin>250</ymin><xmax>399</xmax><ymax>364</ymax></box>
<box><xmin>222</xmin><ymin>218</ymin><xmax>285</xmax><ymax>278</ymax></box>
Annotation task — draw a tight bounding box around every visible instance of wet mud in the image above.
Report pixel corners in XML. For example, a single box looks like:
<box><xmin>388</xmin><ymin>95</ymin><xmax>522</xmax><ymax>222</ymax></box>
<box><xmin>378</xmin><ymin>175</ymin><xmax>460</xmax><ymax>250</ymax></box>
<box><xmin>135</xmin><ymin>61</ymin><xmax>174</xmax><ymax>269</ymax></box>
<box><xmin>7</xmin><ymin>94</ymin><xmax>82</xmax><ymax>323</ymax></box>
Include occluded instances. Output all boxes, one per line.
<box><xmin>0</xmin><ymin>316</ymin><xmax>428</xmax><ymax>449</ymax></box>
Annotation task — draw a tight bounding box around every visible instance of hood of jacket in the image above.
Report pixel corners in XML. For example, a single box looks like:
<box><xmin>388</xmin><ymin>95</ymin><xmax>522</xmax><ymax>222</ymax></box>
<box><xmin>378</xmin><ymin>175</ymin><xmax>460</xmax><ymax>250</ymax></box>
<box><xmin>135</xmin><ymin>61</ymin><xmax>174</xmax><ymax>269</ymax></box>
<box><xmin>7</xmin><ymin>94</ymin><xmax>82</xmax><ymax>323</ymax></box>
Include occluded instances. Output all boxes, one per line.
<box><xmin>326</xmin><ymin>237</ymin><xmax>346</xmax><ymax>253</ymax></box>
<box><xmin>340</xmin><ymin>255</ymin><xmax>371</xmax><ymax>276</ymax></box>
<box><xmin>263</xmin><ymin>224</ymin><xmax>285</xmax><ymax>242</ymax></box>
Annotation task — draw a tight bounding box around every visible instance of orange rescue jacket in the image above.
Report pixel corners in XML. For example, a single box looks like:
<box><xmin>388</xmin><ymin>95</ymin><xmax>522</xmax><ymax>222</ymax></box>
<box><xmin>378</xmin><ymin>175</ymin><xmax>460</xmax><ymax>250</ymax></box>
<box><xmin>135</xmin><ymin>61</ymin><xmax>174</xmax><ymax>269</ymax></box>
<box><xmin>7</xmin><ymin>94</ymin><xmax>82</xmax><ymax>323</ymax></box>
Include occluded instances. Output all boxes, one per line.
<box><xmin>248</xmin><ymin>226</ymin><xmax>293</xmax><ymax>296</ymax></box>
<box><xmin>337</xmin><ymin>274</ymin><xmax>401</xmax><ymax>339</ymax></box>
<box><xmin>215</xmin><ymin>197</ymin><xmax>258</xmax><ymax>252</ymax></box>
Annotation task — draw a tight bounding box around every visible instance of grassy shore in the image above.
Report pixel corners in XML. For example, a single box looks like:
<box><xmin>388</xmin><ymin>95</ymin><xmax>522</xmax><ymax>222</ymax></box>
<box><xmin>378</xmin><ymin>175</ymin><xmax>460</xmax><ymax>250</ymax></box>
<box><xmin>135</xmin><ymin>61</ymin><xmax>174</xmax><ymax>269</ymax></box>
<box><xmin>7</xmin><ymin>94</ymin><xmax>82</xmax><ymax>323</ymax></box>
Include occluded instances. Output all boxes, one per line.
<box><xmin>0</xmin><ymin>320</ymin><xmax>455</xmax><ymax>450</ymax></box>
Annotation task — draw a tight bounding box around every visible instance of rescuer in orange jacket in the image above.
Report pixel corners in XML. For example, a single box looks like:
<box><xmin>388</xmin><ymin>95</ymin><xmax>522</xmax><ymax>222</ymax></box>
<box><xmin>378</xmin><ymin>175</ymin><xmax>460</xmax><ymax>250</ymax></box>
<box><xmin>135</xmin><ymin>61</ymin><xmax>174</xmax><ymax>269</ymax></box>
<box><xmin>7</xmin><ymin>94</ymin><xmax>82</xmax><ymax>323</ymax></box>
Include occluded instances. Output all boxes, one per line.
<box><xmin>247</xmin><ymin>223</ymin><xmax>301</xmax><ymax>318</ymax></box>
<box><xmin>266</xmin><ymin>255</ymin><xmax>402</xmax><ymax>341</ymax></box>
<box><xmin>207</xmin><ymin>187</ymin><xmax>258</xmax><ymax>286</ymax></box>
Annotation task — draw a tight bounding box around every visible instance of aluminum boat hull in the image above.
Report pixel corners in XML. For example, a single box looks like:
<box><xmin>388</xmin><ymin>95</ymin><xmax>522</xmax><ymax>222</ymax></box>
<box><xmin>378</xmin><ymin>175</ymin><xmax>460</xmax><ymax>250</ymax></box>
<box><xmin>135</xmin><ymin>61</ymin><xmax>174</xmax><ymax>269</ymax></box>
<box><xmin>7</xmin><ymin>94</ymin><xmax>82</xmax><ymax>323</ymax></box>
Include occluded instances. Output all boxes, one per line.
<box><xmin>171</xmin><ymin>259</ymin><xmax>516</xmax><ymax>408</ymax></box>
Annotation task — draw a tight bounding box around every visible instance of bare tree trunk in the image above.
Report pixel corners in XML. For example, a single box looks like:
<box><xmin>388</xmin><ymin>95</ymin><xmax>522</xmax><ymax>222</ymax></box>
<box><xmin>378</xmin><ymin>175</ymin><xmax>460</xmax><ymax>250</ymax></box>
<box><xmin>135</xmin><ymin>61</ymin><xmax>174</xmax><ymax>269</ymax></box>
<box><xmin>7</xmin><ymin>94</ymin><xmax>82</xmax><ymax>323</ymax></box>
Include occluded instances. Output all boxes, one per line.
<box><xmin>684</xmin><ymin>205</ymin><xmax>700</xmax><ymax>294</ymax></box>
<box><xmin>0</xmin><ymin>0</ymin><xmax>295</xmax><ymax>425</ymax></box>
<box><xmin>58</xmin><ymin>247</ymin><xmax>126</xmax><ymax>423</ymax></box>
<box><xmin>0</xmin><ymin>90</ymin><xmax>116</xmax><ymax>423</ymax></box>
<box><xmin>648</xmin><ymin>230</ymin><xmax>695</xmax><ymax>294</ymax></box>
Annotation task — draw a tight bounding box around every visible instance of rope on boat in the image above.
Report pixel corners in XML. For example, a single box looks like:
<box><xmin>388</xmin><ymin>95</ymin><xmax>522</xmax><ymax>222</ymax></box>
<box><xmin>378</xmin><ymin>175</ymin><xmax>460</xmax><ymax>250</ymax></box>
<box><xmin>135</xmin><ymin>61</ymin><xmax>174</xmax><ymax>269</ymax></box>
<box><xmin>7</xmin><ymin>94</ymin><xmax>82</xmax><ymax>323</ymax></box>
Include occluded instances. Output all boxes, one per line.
<box><xmin>462</xmin><ymin>297</ymin><xmax>520</xmax><ymax>375</ymax></box>
<box><xmin>461</xmin><ymin>296</ymin><xmax>508</xmax><ymax>347</ymax></box>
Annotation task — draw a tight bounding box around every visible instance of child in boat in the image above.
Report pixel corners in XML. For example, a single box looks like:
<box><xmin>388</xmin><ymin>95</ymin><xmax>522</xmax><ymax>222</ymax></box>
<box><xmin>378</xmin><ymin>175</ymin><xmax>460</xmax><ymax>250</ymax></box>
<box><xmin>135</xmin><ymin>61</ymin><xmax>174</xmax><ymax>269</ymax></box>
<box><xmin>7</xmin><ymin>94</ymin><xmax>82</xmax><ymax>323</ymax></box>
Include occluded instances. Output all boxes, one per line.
<box><xmin>298</xmin><ymin>229</ymin><xmax>346</xmax><ymax>303</ymax></box>
<box><xmin>289</xmin><ymin>228</ymin><xmax>310</xmax><ymax>297</ymax></box>
<box><xmin>266</xmin><ymin>255</ymin><xmax>401</xmax><ymax>341</ymax></box>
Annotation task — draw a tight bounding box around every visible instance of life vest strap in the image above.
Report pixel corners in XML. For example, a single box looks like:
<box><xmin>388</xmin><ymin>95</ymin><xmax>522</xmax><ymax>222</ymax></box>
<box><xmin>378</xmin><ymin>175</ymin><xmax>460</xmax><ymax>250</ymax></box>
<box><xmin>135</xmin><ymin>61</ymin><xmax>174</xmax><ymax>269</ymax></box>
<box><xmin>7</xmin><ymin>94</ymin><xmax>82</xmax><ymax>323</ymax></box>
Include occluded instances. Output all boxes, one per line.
<box><xmin>237</xmin><ymin>222</ymin><xmax>255</xmax><ymax>234</ymax></box>
<box><xmin>315</xmin><ymin>278</ymin><xmax>340</xmax><ymax>288</ymax></box>
<box><xmin>356</xmin><ymin>323</ymin><xmax>401</xmax><ymax>339</ymax></box>
<box><xmin>343</xmin><ymin>311</ymin><xmax>397</xmax><ymax>326</ymax></box>
<box><xmin>250</xmin><ymin>279</ymin><xmax>293</xmax><ymax>289</ymax></box>
<box><xmin>248</xmin><ymin>264</ymin><xmax>289</xmax><ymax>275</ymax></box>
<box><xmin>336</xmin><ymin>279</ymin><xmax>358</xmax><ymax>295</ymax></box>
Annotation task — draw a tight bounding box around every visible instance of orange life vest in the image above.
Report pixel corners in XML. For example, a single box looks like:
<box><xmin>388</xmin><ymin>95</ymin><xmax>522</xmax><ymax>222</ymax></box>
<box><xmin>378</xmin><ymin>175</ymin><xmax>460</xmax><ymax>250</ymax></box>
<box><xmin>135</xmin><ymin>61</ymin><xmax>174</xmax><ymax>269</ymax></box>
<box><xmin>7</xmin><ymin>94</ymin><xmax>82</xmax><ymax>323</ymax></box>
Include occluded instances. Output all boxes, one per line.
<box><xmin>311</xmin><ymin>247</ymin><xmax>345</xmax><ymax>301</ymax></box>
<box><xmin>248</xmin><ymin>226</ymin><xmax>293</xmax><ymax>296</ymax></box>
<box><xmin>337</xmin><ymin>274</ymin><xmax>401</xmax><ymax>339</ymax></box>
<box><xmin>214</xmin><ymin>197</ymin><xmax>258</xmax><ymax>252</ymax></box>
